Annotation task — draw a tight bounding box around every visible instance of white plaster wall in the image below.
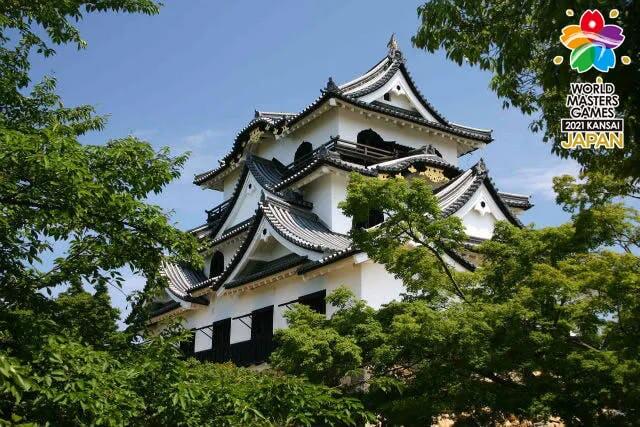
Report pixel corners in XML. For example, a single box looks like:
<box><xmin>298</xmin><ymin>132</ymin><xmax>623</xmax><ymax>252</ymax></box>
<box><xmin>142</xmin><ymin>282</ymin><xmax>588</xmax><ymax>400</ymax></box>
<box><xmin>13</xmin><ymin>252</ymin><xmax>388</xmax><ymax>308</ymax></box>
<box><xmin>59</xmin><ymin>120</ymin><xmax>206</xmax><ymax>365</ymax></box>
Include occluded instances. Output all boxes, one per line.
<box><xmin>358</xmin><ymin>71</ymin><xmax>438</xmax><ymax>123</ymax></box>
<box><xmin>222</xmin><ymin>168</ymin><xmax>242</xmax><ymax>199</ymax></box>
<box><xmin>254</xmin><ymin>136</ymin><xmax>296</xmax><ymax>166</ymax></box>
<box><xmin>203</xmin><ymin>237</ymin><xmax>244</xmax><ymax>277</ymax></box>
<box><xmin>180</xmin><ymin>259</ymin><xmax>363</xmax><ymax>351</ymax></box>
<box><xmin>359</xmin><ymin>260</ymin><xmax>405</xmax><ymax>309</ymax></box>
<box><xmin>301</xmin><ymin>172</ymin><xmax>351</xmax><ymax>235</ymax></box>
<box><xmin>377</xmin><ymin>92</ymin><xmax>417</xmax><ymax>112</ymax></box>
<box><xmin>329</xmin><ymin>173</ymin><xmax>351</xmax><ymax>235</ymax></box>
<box><xmin>255</xmin><ymin>110</ymin><xmax>340</xmax><ymax>166</ymax></box>
<box><xmin>250</xmin><ymin>237</ymin><xmax>291</xmax><ymax>261</ymax></box>
<box><xmin>302</xmin><ymin>174</ymin><xmax>333</xmax><ymax>230</ymax></box>
<box><xmin>336</xmin><ymin>109</ymin><xmax>459</xmax><ymax>165</ymax></box>
<box><xmin>217</xmin><ymin>173</ymin><xmax>261</xmax><ymax>234</ymax></box>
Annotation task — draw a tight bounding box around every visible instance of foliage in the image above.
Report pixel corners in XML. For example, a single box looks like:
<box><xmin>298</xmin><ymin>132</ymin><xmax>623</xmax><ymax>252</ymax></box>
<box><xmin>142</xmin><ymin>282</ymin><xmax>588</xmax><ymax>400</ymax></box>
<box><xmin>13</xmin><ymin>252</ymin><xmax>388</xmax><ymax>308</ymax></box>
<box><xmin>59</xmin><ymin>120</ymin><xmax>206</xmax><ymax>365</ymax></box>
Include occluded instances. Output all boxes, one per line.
<box><xmin>0</xmin><ymin>1</ymin><xmax>374</xmax><ymax>425</ymax></box>
<box><xmin>272</xmin><ymin>174</ymin><xmax>640</xmax><ymax>425</ymax></box>
<box><xmin>1</xmin><ymin>326</ymin><xmax>372</xmax><ymax>426</ymax></box>
<box><xmin>412</xmin><ymin>0</ymin><xmax>639</xmax><ymax>185</ymax></box>
<box><xmin>0</xmin><ymin>0</ymin><xmax>160</xmax><ymax>131</ymax></box>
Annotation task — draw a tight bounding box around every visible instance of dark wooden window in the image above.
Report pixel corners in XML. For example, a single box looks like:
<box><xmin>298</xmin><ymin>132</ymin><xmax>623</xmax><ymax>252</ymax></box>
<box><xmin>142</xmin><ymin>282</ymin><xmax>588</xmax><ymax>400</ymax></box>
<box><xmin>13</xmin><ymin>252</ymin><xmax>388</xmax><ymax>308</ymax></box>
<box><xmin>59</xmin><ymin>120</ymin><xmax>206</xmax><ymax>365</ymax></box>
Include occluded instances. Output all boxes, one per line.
<box><xmin>251</xmin><ymin>306</ymin><xmax>274</xmax><ymax>364</ymax></box>
<box><xmin>298</xmin><ymin>290</ymin><xmax>326</xmax><ymax>315</ymax></box>
<box><xmin>294</xmin><ymin>141</ymin><xmax>313</xmax><ymax>164</ymax></box>
<box><xmin>229</xmin><ymin>306</ymin><xmax>274</xmax><ymax>366</ymax></box>
<box><xmin>179</xmin><ymin>330</ymin><xmax>195</xmax><ymax>357</ymax></box>
<box><xmin>212</xmin><ymin>318</ymin><xmax>231</xmax><ymax>363</ymax></box>
<box><xmin>209</xmin><ymin>251</ymin><xmax>224</xmax><ymax>277</ymax></box>
<box><xmin>383</xmin><ymin>92</ymin><xmax>391</xmax><ymax>101</ymax></box>
<box><xmin>230</xmin><ymin>341</ymin><xmax>253</xmax><ymax>367</ymax></box>
<box><xmin>357</xmin><ymin>128</ymin><xmax>394</xmax><ymax>151</ymax></box>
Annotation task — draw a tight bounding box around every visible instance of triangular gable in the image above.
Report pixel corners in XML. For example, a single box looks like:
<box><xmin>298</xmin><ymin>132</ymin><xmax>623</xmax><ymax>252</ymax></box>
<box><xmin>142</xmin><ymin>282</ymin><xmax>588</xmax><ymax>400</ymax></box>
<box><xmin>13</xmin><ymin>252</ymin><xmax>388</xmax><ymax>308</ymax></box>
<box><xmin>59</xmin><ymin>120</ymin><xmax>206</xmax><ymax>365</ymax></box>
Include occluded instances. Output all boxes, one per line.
<box><xmin>353</xmin><ymin>66</ymin><xmax>441</xmax><ymax>124</ymax></box>
<box><xmin>453</xmin><ymin>183</ymin><xmax>512</xmax><ymax>240</ymax></box>
<box><xmin>192</xmin><ymin>193</ymin><xmax>352</xmax><ymax>295</ymax></box>
<box><xmin>212</xmin><ymin>157</ymin><xmax>310</xmax><ymax>240</ymax></box>
<box><xmin>221</xmin><ymin>216</ymin><xmax>321</xmax><ymax>290</ymax></box>
<box><xmin>436</xmin><ymin>160</ymin><xmax>523</xmax><ymax>240</ymax></box>
<box><xmin>339</xmin><ymin>45</ymin><xmax>448</xmax><ymax>125</ymax></box>
<box><xmin>214</xmin><ymin>170</ymin><xmax>264</xmax><ymax>238</ymax></box>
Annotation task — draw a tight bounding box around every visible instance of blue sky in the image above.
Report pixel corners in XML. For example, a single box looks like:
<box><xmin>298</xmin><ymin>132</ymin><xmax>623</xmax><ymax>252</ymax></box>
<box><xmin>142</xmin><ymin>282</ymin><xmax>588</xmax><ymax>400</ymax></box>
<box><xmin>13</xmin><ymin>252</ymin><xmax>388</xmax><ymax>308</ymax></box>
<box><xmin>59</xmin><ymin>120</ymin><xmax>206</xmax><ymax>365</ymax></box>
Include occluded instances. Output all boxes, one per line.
<box><xmin>30</xmin><ymin>1</ymin><xmax>579</xmax><ymax>316</ymax></box>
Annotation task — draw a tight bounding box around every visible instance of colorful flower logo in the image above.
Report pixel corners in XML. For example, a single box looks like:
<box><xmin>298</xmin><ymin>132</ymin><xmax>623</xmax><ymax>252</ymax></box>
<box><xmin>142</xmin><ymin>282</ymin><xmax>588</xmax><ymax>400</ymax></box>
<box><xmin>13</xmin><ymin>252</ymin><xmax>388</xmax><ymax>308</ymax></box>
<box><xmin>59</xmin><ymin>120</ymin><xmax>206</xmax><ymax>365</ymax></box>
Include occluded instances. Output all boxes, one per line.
<box><xmin>560</xmin><ymin>9</ymin><xmax>625</xmax><ymax>73</ymax></box>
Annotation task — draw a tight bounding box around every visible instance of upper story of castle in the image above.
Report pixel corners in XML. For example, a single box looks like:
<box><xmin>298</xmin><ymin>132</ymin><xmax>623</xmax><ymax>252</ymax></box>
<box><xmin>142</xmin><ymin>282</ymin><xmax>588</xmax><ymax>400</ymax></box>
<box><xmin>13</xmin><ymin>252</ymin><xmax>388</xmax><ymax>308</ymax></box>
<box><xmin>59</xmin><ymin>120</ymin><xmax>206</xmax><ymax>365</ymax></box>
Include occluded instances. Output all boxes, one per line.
<box><xmin>194</xmin><ymin>35</ymin><xmax>492</xmax><ymax>195</ymax></box>
<box><xmin>150</xmin><ymin>37</ymin><xmax>532</xmax><ymax>320</ymax></box>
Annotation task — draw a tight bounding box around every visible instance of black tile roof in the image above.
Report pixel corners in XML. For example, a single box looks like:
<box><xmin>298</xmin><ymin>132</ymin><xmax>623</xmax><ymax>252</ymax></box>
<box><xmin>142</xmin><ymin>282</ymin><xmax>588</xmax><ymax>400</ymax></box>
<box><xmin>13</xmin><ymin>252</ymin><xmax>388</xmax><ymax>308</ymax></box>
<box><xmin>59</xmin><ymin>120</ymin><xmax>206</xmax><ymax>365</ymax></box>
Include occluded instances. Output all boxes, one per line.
<box><xmin>274</xmin><ymin>150</ymin><xmax>376</xmax><ymax>191</ymax></box>
<box><xmin>202</xmin><ymin>160</ymin><xmax>311</xmax><ymax>243</ymax></box>
<box><xmin>149</xmin><ymin>300</ymin><xmax>181</xmax><ymax>318</ymax></box>
<box><xmin>297</xmin><ymin>247</ymin><xmax>359</xmax><ymax>274</ymax></box>
<box><xmin>260</xmin><ymin>194</ymin><xmax>352</xmax><ymax>252</ymax></box>
<box><xmin>498</xmin><ymin>192</ymin><xmax>534</xmax><ymax>210</ymax></box>
<box><xmin>246</xmin><ymin>156</ymin><xmax>312</xmax><ymax>208</ymax></box>
<box><xmin>158</xmin><ymin>261</ymin><xmax>210</xmax><ymax>305</ymax></box>
<box><xmin>246</xmin><ymin>155</ymin><xmax>286</xmax><ymax>191</ymax></box>
<box><xmin>225</xmin><ymin>254</ymin><xmax>308</xmax><ymax>289</ymax></box>
<box><xmin>443</xmin><ymin>248</ymin><xmax>477</xmax><ymax>272</ymax></box>
<box><xmin>435</xmin><ymin>159</ymin><xmax>524</xmax><ymax>227</ymax></box>
<box><xmin>205</xmin><ymin>217</ymin><xmax>254</xmax><ymax>247</ymax></box>
<box><xmin>192</xmin><ymin>49</ymin><xmax>492</xmax><ymax>188</ymax></box>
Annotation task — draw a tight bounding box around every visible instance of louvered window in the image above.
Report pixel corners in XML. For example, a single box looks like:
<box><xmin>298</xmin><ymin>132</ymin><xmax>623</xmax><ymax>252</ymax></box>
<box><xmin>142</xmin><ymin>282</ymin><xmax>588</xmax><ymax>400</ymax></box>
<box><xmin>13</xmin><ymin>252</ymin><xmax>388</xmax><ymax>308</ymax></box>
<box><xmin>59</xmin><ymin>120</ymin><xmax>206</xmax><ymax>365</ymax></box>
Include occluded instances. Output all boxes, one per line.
<box><xmin>251</xmin><ymin>306</ymin><xmax>274</xmax><ymax>364</ymax></box>
<box><xmin>212</xmin><ymin>318</ymin><xmax>231</xmax><ymax>363</ymax></box>
<box><xmin>298</xmin><ymin>290</ymin><xmax>326</xmax><ymax>315</ymax></box>
<box><xmin>179</xmin><ymin>330</ymin><xmax>195</xmax><ymax>357</ymax></box>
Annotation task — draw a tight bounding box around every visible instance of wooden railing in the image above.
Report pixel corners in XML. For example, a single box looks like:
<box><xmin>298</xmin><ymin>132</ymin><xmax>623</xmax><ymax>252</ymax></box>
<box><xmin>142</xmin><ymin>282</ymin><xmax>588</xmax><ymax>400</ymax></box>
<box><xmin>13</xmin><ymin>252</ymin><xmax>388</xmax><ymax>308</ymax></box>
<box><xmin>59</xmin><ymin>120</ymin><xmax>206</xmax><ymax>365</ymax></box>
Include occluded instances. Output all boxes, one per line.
<box><xmin>206</xmin><ymin>198</ymin><xmax>232</xmax><ymax>224</ymax></box>
<box><xmin>284</xmin><ymin>136</ymin><xmax>400</xmax><ymax>173</ymax></box>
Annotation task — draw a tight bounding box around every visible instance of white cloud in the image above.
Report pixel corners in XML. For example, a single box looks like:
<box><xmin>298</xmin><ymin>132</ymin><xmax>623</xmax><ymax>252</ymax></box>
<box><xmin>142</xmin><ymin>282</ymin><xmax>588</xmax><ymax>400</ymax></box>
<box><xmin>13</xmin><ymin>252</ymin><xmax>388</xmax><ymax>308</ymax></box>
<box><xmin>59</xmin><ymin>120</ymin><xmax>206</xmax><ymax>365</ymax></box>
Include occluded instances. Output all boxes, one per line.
<box><xmin>182</xmin><ymin>129</ymin><xmax>226</xmax><ymax>146</ymax></box>
<box><xmin>498</xmin><ymin>160</ymin><xmax>581</xmax><ymax>201</ymax></box>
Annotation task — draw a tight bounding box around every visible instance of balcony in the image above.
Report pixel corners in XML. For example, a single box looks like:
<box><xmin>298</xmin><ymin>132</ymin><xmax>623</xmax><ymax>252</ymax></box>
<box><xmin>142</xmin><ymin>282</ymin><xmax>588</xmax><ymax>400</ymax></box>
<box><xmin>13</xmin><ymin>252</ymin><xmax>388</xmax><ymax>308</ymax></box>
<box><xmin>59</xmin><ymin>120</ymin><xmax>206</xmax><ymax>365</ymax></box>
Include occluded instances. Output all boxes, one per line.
<box><xmin>284</xmin><ymin>136</ymin><xmax>411</xmax><ymax>174</ymax></box>
<box><xmin>206</xmin><ymin>198</ymin><xmax>232</xmax><ymax>225</ymax></box>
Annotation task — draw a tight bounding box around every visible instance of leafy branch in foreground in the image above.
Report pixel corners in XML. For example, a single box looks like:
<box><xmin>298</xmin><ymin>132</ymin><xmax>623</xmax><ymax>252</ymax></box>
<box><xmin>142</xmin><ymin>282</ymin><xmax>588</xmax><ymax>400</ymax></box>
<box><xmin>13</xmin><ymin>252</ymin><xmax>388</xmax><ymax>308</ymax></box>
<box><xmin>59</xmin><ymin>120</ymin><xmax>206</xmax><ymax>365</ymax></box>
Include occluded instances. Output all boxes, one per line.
<box><xmin>0</xmin><ymin>1</ymin><xmax>375</xmax><ymax>425</ymax></box>
<box><xmin>412</xmin><ymin>0</ymin><xmax>639</xmax><ymax>185</ymax></box>
<box><xmin>272</xmin><ymin>173</ymin><xmax>640</xmax><ymax>426</ymax></box>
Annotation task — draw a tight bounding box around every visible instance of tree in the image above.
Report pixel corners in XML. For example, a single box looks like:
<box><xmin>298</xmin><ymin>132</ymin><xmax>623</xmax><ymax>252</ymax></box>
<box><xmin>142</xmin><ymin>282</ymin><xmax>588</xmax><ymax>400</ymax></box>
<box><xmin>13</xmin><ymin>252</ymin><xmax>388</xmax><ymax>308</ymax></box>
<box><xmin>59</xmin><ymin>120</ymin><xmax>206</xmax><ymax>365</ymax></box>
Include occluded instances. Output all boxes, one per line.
<box><xmin>271</xmin><ymin>174</ymin><xmax>640</xmax><ymax>425</ymax></box>
<box><xmin>0</xmin><ymin>2</ymin><xmax>373</xmax><ymax>425</ymax></box>
<box><xmin>412</xmin><ymin>0</ymin><xmax>639</xmax><ymax>189</ymax></box>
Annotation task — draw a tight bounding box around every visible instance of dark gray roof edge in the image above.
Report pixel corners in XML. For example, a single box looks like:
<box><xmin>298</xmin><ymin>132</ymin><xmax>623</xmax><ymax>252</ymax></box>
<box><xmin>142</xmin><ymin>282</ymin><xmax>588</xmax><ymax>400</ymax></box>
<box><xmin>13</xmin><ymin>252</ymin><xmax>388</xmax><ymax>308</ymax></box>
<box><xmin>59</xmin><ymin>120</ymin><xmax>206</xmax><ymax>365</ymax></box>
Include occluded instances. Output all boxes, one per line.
<box><xmin>260</xmin><ymin>194</ymin><xmax>351</xmax><ymax>253</ymax></box>
<box><xmin>443</xmin><ymin>248</ymin><xmax>476</xmax><ymax>272</ymax></box>
<box><xmin>202</xmin><ymin>217</ymin><xmax>254</xmax><ymax>250</ymax></box>
<box><xmin>436</xmin><ymin>160</ymin><xmax>524</xmax><ymax>228</ymax></box>
<box><xmin>498</xmin><ymin>192</ymin><xmax>534</xmax><ymax>210</ymax></box>
<box><xmin>149</xmin><ymin>301</ymin><xmax>181</xmax><ymax>319</ymax></box>
<box><xmin>193</xmin><ymin>117</ymin><xmax>280</xmax><ymax>185</ymax></box>
<box><xmin>224</xmin><ymin>254</ymin><xmax>309</xmax><ymax>290</ymax></box>
<box><xmin>297</xmin><ymin>248</ymin><xmax>360</xmax><ymax>274</ymax></box>
<box><xmin>188</xmin><ymin>209</ymin><xmax>266</xmax><ymax>293</ymax></box>
<box><xmin>274</xmin><ymin>156</ymin><xmax>376</xmax><ymax>191</ymax></box>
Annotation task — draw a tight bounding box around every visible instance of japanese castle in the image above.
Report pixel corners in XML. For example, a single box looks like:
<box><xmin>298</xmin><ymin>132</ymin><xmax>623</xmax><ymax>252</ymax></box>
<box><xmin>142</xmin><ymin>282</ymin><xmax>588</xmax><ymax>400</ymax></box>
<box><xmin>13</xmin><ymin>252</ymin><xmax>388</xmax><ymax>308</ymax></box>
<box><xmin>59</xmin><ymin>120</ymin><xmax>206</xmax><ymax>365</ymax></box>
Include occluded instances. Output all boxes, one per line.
<box><xmin>149</xmin><ymin>36</ymin><xmax>532</xmax><ymax>365</ymax></box>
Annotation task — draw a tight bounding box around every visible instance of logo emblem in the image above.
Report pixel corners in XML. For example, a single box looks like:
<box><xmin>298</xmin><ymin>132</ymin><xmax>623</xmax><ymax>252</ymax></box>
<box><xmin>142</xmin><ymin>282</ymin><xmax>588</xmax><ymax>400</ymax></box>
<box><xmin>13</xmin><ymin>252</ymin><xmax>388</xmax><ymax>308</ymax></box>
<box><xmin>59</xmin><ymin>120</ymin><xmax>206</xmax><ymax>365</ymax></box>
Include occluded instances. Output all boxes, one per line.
<box><xmin>560</xmin><ymin>9</ymin><xmax>625</xmax><ymax>73</ymax></box>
